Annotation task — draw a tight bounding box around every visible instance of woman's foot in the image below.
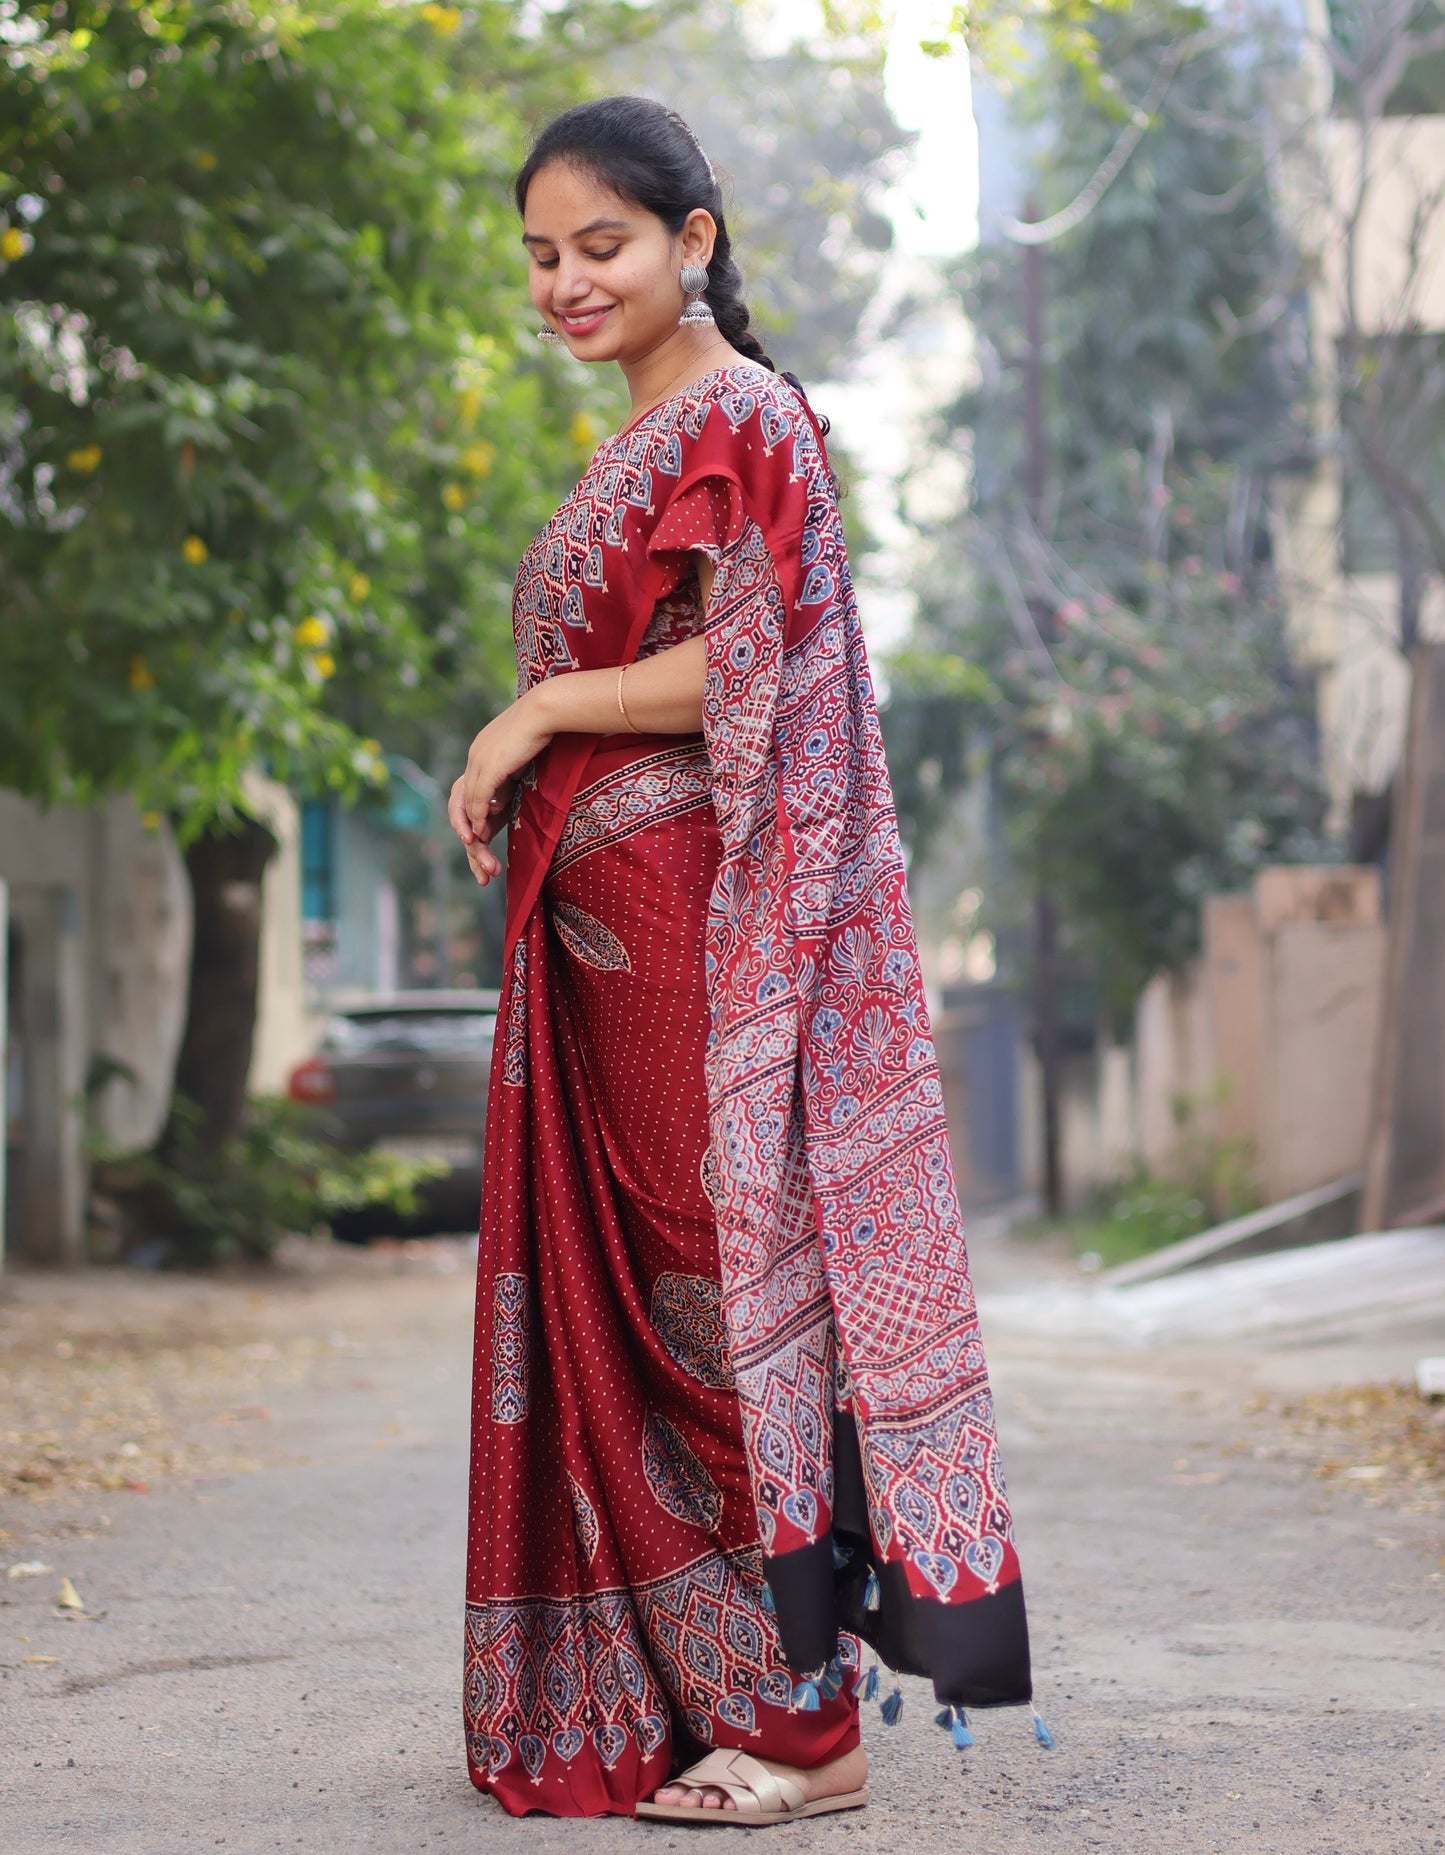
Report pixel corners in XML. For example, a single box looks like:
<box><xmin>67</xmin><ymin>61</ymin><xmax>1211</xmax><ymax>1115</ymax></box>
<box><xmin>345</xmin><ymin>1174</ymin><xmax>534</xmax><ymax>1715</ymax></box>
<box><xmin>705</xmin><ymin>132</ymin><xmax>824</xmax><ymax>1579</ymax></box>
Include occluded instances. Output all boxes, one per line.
<box><xmin>651</xmin><ymin>1742</ymin><xmax>868</xmax><ymax>1812</ymax></box>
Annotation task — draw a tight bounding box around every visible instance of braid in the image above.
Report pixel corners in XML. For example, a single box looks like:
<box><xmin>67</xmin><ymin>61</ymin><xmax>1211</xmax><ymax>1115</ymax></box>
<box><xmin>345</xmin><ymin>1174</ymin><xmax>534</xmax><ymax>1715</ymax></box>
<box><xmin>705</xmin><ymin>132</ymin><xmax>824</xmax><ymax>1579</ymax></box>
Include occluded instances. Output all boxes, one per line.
<box><xmin>702</xmin><ymin>242</ymin><xmax>773</xmax><ymax>371</ymax></box>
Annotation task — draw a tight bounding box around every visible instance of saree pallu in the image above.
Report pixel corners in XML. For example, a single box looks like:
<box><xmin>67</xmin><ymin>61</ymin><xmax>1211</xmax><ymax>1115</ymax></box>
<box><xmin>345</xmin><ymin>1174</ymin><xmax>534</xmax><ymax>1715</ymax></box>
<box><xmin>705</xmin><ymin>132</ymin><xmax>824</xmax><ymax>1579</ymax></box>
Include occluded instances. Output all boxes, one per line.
<box><xmin>465</xmin><ymin>733</ymin><xmax>860</xmax><ymax>1818</ymax></box>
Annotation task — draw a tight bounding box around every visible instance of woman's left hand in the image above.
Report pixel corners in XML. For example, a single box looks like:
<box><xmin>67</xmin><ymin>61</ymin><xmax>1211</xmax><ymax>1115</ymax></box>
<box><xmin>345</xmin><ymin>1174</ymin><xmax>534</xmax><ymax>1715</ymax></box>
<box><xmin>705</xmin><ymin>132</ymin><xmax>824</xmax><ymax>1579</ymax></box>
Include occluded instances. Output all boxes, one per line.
<box><xmin>448</xmin><ymin>692</ymin><xmax>555</xmax><ymax>887</ymax></box>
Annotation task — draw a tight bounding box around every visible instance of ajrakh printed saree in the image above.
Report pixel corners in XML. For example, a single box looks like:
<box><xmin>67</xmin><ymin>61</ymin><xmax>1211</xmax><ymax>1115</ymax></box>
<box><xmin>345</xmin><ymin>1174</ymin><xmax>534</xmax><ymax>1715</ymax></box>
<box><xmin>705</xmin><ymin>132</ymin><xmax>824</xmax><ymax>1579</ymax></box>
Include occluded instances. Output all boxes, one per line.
<box><xmin>465</xmin><ymin>363</ymin><xmax>1031</xmax><ymax>1817</ymax></box>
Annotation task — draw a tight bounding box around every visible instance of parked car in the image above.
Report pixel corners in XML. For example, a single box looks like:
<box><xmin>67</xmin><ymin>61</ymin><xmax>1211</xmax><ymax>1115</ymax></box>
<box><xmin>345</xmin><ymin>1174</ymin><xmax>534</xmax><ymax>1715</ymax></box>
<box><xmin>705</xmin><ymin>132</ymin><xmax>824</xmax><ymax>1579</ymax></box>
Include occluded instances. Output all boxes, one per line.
<box><xmin>288</xmin><ymin>989</ymin><xmax>499</xmax><ymax>1239</ymax></box>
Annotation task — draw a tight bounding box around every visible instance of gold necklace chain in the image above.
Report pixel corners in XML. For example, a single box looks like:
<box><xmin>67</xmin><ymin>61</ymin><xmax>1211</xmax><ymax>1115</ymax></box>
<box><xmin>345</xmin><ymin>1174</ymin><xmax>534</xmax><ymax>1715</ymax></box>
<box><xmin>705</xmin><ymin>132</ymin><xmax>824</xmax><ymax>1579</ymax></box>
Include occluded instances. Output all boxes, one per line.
<box><xmin>624</xmin><ymin>339</ymin><xmax>734</xmax><ymax>430</ymax></box>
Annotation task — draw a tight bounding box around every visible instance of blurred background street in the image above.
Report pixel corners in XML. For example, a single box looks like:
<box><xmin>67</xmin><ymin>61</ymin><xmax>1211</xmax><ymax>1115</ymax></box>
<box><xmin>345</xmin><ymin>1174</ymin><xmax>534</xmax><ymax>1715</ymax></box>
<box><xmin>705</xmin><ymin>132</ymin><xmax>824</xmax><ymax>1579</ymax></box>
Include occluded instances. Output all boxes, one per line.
<box><xmin>2</xmin><ymin>1228</ymin><xmax>1441</xmax><ymax>1853</ymax></box>
<box><xmin>3</xmin><ymin>0</ymin><xmax>1444</xmax><ymax>1848</ymax></box>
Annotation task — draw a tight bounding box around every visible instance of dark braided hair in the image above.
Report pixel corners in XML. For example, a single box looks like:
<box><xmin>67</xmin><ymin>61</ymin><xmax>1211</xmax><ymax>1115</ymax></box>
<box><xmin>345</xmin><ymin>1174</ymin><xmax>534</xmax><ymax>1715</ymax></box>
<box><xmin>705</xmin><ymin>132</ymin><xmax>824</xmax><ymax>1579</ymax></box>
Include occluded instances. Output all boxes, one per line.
<box><xmin>515</xmin><ymin>96</ymin><xmax>825</xmax><ymax>428</ymax></box>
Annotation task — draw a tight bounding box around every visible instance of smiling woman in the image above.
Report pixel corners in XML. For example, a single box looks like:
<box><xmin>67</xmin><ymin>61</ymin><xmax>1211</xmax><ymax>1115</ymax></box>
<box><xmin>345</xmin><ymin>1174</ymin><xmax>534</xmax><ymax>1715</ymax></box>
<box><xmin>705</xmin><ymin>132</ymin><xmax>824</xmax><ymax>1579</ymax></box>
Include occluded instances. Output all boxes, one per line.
<box><xmin>450</xmin><ymin>95</ymin><xmax>1033</xmax><ymax>1826</ymax></box>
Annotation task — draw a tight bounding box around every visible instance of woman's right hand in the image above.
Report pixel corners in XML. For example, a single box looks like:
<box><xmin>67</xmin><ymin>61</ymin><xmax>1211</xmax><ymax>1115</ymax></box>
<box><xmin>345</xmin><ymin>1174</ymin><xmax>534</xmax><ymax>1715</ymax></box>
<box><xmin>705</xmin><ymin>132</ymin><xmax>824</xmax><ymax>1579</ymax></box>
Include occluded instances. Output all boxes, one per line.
<box><xmin>447</xmin><ymin>773</ymin><xmax>518</xmax><ymax>887</ymax></box>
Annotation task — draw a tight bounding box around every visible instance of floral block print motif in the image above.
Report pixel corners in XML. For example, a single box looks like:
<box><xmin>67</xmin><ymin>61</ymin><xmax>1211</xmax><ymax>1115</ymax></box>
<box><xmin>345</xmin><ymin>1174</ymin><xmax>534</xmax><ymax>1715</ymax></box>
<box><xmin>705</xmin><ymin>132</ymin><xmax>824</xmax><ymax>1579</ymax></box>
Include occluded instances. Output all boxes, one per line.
<box><xmin>569</xmin><ymin>1475</ymin><xmax>601</xmax><ymax>1566</ymax></box>
<box><xmin>463</xmin><ymin>1548</ymin><xmax>850</xmax><ymax>1794</ymax></box>
<box><xmin>550</xmin><ymin>743</ymin><xmax>714</xmax><ymax>879</ymax></box>
<box><xmin>499</xmin><ymin>939</ymin><xmax>528</xmax><ymax>1088</ymax></box>
<box><xmin>642</xmin><ymin>1410</ymin><xmax>723</xmax><ymax>1533</ymax></box>
<box><xmin>650</xmin><ymin>1272</ymin><xmax>735</xmax><ymax>1390</ymax></box>
<box><xmin>491</xmin><ymin>1273</ymin><xmax>530</xmax><ymax>1424</ymax></box>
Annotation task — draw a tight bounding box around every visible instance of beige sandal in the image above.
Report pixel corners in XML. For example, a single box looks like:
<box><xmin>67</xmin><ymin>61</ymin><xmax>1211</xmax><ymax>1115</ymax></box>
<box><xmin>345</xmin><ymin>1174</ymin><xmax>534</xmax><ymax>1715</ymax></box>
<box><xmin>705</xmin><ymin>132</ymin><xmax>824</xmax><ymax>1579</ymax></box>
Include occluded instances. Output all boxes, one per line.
<box><xmin>635</xmin><ymin>1748</ymin><xmax>870</xmax><ymax>1825</ymax></box>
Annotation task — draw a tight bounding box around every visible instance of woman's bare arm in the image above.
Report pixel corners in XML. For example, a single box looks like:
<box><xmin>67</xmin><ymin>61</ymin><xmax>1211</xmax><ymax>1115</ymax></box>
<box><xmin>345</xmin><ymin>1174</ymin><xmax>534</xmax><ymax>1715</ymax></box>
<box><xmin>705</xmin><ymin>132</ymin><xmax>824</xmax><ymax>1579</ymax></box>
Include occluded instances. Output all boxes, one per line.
<box><xmin>531</xmin><ymin>556</ymin><xmax>715</xmax><ymax>738</ymax></box>
<box><xmin>447</xmin><ymin>557</ymin><xmax>716</xmax><ymax>885</ymax></box>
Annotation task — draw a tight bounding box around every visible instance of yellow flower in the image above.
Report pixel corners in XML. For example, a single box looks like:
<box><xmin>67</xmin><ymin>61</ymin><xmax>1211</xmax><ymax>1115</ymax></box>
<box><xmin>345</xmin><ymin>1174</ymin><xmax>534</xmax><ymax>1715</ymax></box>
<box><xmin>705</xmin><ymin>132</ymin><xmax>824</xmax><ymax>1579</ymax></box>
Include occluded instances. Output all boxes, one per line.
<box><xmin>0</xmin><ymin>227</ymin><xmax>28</xmax><ymax>263</ymax></box>
<box><xmin>66</xmin><ymin>444</ymin><xmax>103</xmax><ymax>474</ymax></box>
<box><xmin>568</xmin><ymin>411</ymin><xmax>599</xmax><ymax>450</ymax></box>
<box><xmin>441</xmin><ymin>482</ymin><xmax>466</xmax><ymax>512</ymax></box>
<box><xmin>310</xmin><ymin>651</ymin><xmax>336</xmax><ymax>680</ymax></box>
<box><xmin>128</xmin><ymin>655</ymin><xmax>155</xmax><ymax>692</ymax></box>
<box><xmin>181</xmin><ymin>535</ymin><xmax>208</xmax><ymax>564</ymax></box>
<box><xmin>419</xmin><ymin>2</ymin><xmax>461</xmax><ymax>31</ymax></box>
<box><xmin>294</xmin><ymin>614</ymin><xmax>329</xmax><ymax>648</ymax></box>
<box><xmin>348</xmin><ymin>572</ymin><xmax>371</xmax><ymax>601</ymax></box>
<box><xmin>194</xmin><ymin>151</ymin><xmax>217</xmax><ymax>172</ymax></box>
<box><xmin>363</xmin><ymin>738</ymin><xmax>382</xmax><ymax>757</ymax></box>
<box><xmin>457</xmin><ymin>387</ymin><xmax>482</xmax><ymax>429</ymax></box>
<box><xmin>140</xmin><ymin>811</ymin><xmax>162</xmax><ymax>832</ymax></box>
<box><xmin>461</xmin><ymin>441</ymin><xmax>495</xmax><ymax>479</ymax></box>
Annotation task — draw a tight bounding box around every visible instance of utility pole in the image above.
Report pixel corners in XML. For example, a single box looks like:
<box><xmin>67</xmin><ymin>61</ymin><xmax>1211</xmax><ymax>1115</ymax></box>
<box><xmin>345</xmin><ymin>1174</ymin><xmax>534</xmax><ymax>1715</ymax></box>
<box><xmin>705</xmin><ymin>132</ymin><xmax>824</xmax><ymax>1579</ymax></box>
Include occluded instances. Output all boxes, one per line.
<box><xmin>1022</xmin><ymin>198</ymin><xmax>1064</xmax><ymax>1219</ymax></box>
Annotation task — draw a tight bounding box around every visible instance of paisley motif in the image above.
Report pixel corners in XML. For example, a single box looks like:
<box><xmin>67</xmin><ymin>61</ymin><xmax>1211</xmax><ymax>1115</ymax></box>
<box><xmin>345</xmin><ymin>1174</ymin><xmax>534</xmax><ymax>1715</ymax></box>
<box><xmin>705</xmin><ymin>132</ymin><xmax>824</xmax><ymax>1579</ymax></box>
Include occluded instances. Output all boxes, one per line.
<box><xmin>641</xmin><ymin>1410</ymin><xmax>723</xmax><ymax>1532</ymax></box>
<box><xmin>551</xmin><ymin>901</ymin><xmax>631</xmax><ymax>973</ymax></box>
<box><xmin>651</xmin><ymin>1272</ymin><xmax>735</xmax><ymax>1390</ymax></box>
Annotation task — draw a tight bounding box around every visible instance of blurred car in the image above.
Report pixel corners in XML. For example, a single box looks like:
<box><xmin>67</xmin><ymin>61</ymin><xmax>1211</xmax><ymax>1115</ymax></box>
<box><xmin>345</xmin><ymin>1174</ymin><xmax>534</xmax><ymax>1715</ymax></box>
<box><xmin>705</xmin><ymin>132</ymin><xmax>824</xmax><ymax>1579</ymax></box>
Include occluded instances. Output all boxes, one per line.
<box><xmin>288</xmin><ymin>989</ymin><xmax>499</xmax><ymax>1239</ymax></box>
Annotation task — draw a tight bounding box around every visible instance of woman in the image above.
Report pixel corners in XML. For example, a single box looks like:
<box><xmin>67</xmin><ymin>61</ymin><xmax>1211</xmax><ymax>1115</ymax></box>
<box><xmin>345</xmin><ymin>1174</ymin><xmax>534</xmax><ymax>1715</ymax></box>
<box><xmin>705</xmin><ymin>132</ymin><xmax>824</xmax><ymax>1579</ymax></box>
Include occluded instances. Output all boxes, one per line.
<box><xmin>449</xmin><ymin>97</ymin><xmax>1032</xmax><ymax>1823</ymax></box>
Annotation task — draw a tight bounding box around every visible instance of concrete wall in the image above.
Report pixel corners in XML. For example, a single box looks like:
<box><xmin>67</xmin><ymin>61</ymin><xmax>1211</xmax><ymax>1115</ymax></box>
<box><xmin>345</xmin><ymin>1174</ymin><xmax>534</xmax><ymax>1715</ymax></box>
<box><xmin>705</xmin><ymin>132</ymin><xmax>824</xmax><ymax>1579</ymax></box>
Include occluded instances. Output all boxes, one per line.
<box><xmin>1134</xmin><ymin>867</ymin><xmax>1385</xmax><ymax>1205</ymax></box>
<box><xmin>0</xmin><ymin>781</ymin><xmax>310</xmax><ymax>1264</ymax></box>
<box><xmin>244</xmin><ymin>775</ymin><xmax>318</xmax><ymax>1097</ymax></box>
<box><xmin>0</xmin><ymin>793</ymin><xmax>190</xmax><ymax>1263</ymax></box>
<box><xmin>1365</xmin><ymin>644</ymin><xmax>1445</xmax><ymax>1226</ymax></box>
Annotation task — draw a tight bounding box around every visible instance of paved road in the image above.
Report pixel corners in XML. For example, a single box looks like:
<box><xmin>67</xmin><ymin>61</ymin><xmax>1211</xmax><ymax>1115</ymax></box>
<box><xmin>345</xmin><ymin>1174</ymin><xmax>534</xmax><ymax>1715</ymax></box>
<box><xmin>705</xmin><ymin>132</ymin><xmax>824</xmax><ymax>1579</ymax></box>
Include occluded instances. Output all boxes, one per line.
<box><xmin>1</xmin><ymin>1232</ymin><xmax>1441</xmax><ymax>1854</ymax></box>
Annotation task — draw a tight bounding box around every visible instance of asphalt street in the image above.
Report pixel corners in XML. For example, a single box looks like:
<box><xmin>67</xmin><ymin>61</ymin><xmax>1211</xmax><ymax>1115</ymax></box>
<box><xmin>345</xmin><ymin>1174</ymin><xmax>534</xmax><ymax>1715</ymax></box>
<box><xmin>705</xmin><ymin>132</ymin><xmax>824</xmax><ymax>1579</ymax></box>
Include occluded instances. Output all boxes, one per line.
<box><xmin>1</xmin><ymin>1230</ymin><xmax>1441</xmax><ymax>1855</ymax></box>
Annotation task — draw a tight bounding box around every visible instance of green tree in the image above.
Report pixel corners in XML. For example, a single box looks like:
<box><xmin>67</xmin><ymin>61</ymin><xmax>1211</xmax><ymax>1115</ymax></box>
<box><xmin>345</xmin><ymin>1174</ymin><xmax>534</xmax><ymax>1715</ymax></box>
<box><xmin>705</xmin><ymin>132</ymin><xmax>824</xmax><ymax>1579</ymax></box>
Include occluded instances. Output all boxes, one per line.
<box><xmin>609</xmin><ymin>0</ymin><xmax>909</xmax><ymax>383</ymax></box>
<box><xmin>887</xmin><ymin>2</ymin><xmax>1329</xmax><ymax>1027</ymax></box>
<box><xmin>0</xmin><ymin>0</ymin><xmax>640</xmax><ymax>1172</ymax></box>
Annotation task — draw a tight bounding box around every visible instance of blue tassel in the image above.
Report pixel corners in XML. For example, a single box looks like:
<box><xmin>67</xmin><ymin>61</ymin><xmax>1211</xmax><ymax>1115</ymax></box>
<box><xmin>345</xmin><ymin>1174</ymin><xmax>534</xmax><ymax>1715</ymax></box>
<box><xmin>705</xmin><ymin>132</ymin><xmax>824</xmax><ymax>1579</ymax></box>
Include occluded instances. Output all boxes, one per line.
<box><xmin>879</xmin><ymin>1685</ymin><xmax>903</xmax><ymax>1727</ymax></box>
<box><xmin>793</xmin><ymin>1678</ymin><xmax>821</xmax><ymax>1712</ymax></box>
<box><xmin>1031</xmin><ymin>1706</ymin><xmax>1056</xmax><ymax>1750</ymax></box>
<box><xmin>759</xmin><ymin>1583</ymin><xmax>775</xmax><ymax>1613</ymax></box>
<box><xmin>863</xmin><ymin>1569</ymin><xmax>880</xmax><ymax>1612</ymax></box>
<box><xmin>860</xmin><ymin>1663</ymin><xmax>880</xmax><ymax>1702</ymax></box>
<box><xmin>819</xmin><ymin>1659</ymin><xmax>844</xmax><ymax>1701</ymax></box>
<box><xmin>934</xmin><ymin>1704</ymin><xmax>974</xmax><ymax>1748</ymax></box>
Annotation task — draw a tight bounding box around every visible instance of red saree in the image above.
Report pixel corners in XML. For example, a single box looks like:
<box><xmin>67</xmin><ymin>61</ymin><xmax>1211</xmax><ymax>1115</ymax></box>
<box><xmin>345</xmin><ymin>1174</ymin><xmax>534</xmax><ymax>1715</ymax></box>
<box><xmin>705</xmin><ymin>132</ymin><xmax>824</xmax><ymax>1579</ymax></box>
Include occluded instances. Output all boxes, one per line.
<box><xmin>465</xmin><ymin>364</ymin><xmax>1030</xmax><ymax>1818</ymax></box>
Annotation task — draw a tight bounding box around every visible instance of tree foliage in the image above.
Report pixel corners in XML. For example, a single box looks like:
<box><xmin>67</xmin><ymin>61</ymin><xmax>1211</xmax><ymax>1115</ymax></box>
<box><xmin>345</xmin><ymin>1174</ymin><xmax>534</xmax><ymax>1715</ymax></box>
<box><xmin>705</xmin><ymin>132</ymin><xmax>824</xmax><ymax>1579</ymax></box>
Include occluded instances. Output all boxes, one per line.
<box><xmin>889</xmin><ymin>1</ymin><xmax>1330</xmax><ymax>1023</ymax></box>
<box><xmin>609</xmin><ymin>0</ymin><xmax>909</xmax><ymax>383</ymax></box>
<box><xmin>0</xmin><ymin>0</ymin><xmax>636</xmax><ymax>828</ymax></box>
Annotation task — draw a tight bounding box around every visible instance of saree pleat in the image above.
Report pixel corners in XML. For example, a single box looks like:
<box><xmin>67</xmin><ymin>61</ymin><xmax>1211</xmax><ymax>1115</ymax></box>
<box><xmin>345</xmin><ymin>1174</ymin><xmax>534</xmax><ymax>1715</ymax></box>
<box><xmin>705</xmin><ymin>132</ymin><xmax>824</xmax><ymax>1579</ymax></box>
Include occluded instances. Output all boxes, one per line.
<box><xmin>465</xmin><ymin>738</ymin><xmax>859</xmax><ymax>1818</ymax></box>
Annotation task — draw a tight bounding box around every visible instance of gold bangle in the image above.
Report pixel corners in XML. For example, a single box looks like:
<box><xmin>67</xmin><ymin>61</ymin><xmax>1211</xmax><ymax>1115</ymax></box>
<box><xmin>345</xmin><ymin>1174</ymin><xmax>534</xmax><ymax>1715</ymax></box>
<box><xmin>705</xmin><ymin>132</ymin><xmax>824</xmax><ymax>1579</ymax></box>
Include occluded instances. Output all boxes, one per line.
<box><xmin>617</xmin><ymin>663</ymin><xmax>641</xmax><ymax>733</ymax></box>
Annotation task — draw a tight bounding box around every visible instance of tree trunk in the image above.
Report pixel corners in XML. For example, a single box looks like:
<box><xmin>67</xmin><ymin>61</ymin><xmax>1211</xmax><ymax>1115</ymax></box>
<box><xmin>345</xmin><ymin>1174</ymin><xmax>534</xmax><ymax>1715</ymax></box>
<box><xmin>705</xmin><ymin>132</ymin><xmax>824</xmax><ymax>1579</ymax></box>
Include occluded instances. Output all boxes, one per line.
<box><xmin>160</xmin><ymin>813</ymin><xmax>278</xmax><ymax>1164</ymax></box>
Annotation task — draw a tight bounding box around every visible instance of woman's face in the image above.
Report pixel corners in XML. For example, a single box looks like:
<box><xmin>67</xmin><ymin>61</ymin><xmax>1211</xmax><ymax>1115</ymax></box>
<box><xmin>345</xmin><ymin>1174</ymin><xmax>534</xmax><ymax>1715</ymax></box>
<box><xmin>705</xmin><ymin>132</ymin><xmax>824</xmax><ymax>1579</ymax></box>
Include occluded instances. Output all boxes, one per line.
<box><xmin>522</xmin><ymin>161</ymin><xmax>714</xmax><ymax>364</ymax></box>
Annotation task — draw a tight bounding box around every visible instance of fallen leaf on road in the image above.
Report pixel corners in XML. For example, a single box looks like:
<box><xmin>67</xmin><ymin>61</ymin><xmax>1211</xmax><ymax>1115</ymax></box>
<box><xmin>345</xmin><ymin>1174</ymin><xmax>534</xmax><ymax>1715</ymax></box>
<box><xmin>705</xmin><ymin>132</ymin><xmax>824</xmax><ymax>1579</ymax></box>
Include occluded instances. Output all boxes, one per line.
<box><xmin>22</xmin><ymin>1655</ymin><xmax>60</xmax><ymax>1666</ymax></box>
<box><xmin>122</xmin><ymin>1479</ymin><xmax>150</xmax><ymax>1493</ymax></box>
<box><xmin>55</xmin><ymin>1576</ymin><xmax>85</xmax><ymax>1610</ymax></box>
<box><xmin>6</xmin><ymin>1561</ymin><xmax>53</xmax><ymax>1581</ymax></box>
<box><xmin>1170</xmin><ymin>1472</ymin><xmax>1225</xmax><ymax>1485</ymax></box>
<box><xmin>1342</xmin><ymin>1465</ymin><xmax>1387</xmax><ymax>1480</ymax></box>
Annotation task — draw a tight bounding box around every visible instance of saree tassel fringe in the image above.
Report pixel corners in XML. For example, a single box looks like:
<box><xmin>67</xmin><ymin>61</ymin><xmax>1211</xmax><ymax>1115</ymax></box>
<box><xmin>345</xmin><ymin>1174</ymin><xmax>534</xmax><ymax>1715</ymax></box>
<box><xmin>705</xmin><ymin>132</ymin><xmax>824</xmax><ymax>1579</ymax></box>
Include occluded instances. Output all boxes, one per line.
<box><xmin>792</xmin><ymin>1677</ymin><xmax>822</xmax><ymax>1712</ymax></box>
<box><xmin>819</xmin><ymin>1658</ymin><xmax>845</xmax><ymax>1701</ymax></box>
<box><xmin>935</xmin><ymin>1706</ymin><xmax>974</xmax><ymax>1749</ymax></box>
<box><xmin>880</xmin><ymin>1684</ymin><xmax>904</xmax><ymax>1727</ymax></box>
<box><xmin>863</xmin><ymin>1569</ymin><xmax>880</xmax><ymax>1612</ymax></box>
<box><xmin>1032</xmin><ymin>1706</ymin><xmax>1056</xmax><ymax>1749</ymax></box>
<box><xmin>853</xmin><ymin>1662</ymin><xmax>880</xmax><ymax>1701</ymax></box>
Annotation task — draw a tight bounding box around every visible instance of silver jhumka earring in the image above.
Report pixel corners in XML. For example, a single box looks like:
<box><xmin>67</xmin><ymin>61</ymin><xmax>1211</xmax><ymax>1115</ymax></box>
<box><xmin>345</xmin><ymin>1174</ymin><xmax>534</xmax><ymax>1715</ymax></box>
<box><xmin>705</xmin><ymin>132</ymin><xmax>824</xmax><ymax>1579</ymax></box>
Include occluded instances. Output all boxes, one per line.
<box><xmin>536</xmin><ymin>324</ymin><xmax>561</xmax><ymax>343</ymax></box>
<box><xmin>678</xmin><ymin>262</ymin><xmax>714</xmax><ymax>326</ymax></box>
